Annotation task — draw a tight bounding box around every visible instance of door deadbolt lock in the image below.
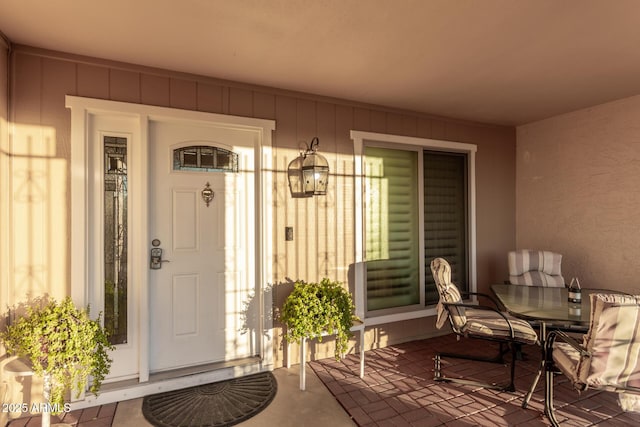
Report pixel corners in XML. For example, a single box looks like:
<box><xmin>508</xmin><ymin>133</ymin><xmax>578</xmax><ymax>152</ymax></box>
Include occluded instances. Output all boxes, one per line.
<box><xmin>150</xmin><ymin>247</ymin><xmax>170</xmax><ymax>269</ymax></box>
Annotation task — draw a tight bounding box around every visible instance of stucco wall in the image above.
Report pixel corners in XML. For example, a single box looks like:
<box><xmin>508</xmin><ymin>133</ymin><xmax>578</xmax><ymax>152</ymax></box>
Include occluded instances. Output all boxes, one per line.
<box><xmin>1</xmin><ymin>35</ymin><xmax>11</xmax><ymax>427</ymax></box>
<box><xmin>516</xmin><ymin>95</ymin><xmax>640</xmax><ymax>294</ymax></box>
<box><xmin>2</xmin><ymin>45</ymin><xmax>516</xmax><ymax>371</ymax></box>
<box><xmin>1</xmin><ymin>38</ymin><xmax>8</xmax><ymax>324</ymax></box>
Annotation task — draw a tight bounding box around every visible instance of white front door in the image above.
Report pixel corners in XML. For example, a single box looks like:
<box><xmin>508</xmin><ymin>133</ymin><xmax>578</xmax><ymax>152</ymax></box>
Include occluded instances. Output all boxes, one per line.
<box><xmin>69</xmin><ymin>96</ymin><xmax>275</xmax><ymax>393</ymax></box>
<box><xmin>148</xmin><ymin>120</ymin><xmax>257</xmax><ymax>372</ymax></box>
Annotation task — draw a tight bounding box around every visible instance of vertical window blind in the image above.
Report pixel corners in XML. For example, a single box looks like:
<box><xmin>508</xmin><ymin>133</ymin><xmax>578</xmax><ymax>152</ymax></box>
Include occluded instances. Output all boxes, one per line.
<box><xmin>364</xmin><ymin>147</ymin><xmax>469</xmax><ymax>314</ymax></box>
<box><xmin>364</xmin><ymin>147</ymin><xmax>420</xmax><ymax>311</ymax></box>
<box><xmin>423</xmin><ymin>151</ymin><xmax>468</xmax><ymax>305</ymax></box>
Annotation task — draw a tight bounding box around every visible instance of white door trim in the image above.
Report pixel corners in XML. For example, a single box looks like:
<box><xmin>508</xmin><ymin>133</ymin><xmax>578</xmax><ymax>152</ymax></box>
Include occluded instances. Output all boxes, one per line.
<box><xmin>67</xmin><ymin>96</ymin><xmax>275</xmax><ymax>393</ymax></box>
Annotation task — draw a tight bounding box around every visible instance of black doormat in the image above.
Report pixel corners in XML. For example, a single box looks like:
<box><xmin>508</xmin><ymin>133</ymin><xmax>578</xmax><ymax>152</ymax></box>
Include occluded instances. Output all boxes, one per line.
<box><xmin>142</xmin><ymin>371</ymin><xmax>277</xmax><ymax>427</ymax></box>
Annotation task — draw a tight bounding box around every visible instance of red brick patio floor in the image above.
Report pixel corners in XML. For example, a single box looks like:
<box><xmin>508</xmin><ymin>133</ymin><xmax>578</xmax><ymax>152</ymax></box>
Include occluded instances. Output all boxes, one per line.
<box><xmin>6</xmin><ymin>402</ymin><xmax>116</xmax><ymax>427</ymax></box>
<box><xmin>309</xmin><ymin>333</ymin><xmax>640</xmax><ymax>426</ymax></box>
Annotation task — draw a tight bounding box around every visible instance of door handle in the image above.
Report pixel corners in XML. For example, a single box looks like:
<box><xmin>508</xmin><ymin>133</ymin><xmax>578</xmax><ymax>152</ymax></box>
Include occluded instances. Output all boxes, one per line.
<box><xmin>150</xmin><ymin>246</ymin><xmax>170</xmax><ymax>269</ymax></box>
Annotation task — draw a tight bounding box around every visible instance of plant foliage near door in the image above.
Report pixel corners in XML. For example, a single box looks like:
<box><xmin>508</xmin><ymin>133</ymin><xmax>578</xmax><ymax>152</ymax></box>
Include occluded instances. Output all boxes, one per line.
<box><xmin>281</xmin><ymin>278</ymin><xmax>358</xmax><ymax>360</ymax></box>
<box><xmin>0</xmin><ymin>297</ymin><xmax>114</xmax><ymax>409</ymax></box>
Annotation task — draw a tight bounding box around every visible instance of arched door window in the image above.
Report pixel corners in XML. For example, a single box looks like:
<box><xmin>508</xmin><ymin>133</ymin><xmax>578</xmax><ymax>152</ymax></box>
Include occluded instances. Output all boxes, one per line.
<box><xmin>173</xmin><ymin>145</ymin><xmax>238</xmax><ymax>172</ymax></box>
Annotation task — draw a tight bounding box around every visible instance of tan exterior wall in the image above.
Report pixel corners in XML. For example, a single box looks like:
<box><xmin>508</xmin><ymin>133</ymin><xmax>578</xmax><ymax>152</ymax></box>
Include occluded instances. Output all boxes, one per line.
<box><xmin>1</xmin><ymin>36</ymin><xmax>9</xmax><ymax>424</ymax></box>
<box><xmin>516</xmin><ymin>95</ymin><xmax>640</xmax><ymax>294</ymax></box>
<box><xmin>1</xmin><ymin>38</ymin><xmax>9</xmax><ymax>324</ymax></box>
<box><xmin>1</xmin><ymin>45</ymin><xmax>515</xmax><ymax>383</ymax></box>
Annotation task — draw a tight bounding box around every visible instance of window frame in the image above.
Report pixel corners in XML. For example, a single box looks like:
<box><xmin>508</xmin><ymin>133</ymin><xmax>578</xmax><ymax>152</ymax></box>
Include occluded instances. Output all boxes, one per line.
<box><xmin>352</xmin><ymin>130</ymin><xmax>477</xmax><ymax>326</ymax></box>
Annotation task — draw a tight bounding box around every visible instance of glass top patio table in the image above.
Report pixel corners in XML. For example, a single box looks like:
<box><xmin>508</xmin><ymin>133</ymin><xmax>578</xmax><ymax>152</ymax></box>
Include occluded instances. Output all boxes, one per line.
<box><xmin>490</xmin><ymin>284</ymin><xmax>591</xmax><ymax>328</ymax></box>
<box><xmin>491</xmin><ymin>283</ymin><xmax>593</xmax><ymax>408</ymax></box>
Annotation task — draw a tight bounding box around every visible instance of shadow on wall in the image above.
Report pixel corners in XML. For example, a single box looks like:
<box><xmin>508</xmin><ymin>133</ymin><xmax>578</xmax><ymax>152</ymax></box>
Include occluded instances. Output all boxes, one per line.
<box><xmin>3</xmin><ymin>123</ymin><xmax>69</xmax><ymax>303</ymax></box>
<box><xmin>271</xmin><ymin>279</ymin><xmax>294</xmax><ymax>365</ymax></box>
<box><xmin>1</xmin><ymin>121</ymin><xmax>70</xmax><ymax>424</ymax></box>
<box><xmin>239</xmin><ymin>283</ymin><xmax>274</xmax><ymax>359</ymax></box>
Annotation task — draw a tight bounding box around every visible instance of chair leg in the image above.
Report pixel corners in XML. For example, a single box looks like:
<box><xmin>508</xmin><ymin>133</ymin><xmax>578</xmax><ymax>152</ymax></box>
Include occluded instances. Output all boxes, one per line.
<box><xmin>544</xmin><ymin>359</ymin><xmax>560</xmax><ymax>427</ymax></box>
<box><xmin>522</xmin><ymin>365</ymin><xmax>542</xmax><ymax>409</ymax></box>
<box><xmin>433</xmin><ymin>342</ymin><xmax>516</xmax><ymax>392</ymax></box>
<box><xmin>506</xmin><ymin>344</ymin><xmax>517</xmax><ymax>392</ymax></box>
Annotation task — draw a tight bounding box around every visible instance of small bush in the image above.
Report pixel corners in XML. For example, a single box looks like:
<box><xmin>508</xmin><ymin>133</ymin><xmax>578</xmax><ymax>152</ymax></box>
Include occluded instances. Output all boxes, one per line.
<box><xmin>0</xmin><ymin>297</ymin><xmax>114</xmax><ymax>408</ymax></box>
<box><xmin>280</xmin><ymin>278</ymin><xmax>357</xmax><ymax>359</ymax></box>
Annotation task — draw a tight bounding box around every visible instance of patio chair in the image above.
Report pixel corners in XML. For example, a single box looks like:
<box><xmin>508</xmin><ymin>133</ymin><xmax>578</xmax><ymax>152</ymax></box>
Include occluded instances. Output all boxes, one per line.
<box><xmin>545</xmin><ymin>293</ymin><xmax>640</xmax><ymax>426</ymax></box>
<box><xmin>431</xmin><ymin>257</ymin><xmax>539</xmax><ymax>392</ymax></box>
<box><xmin>508</xmin><ymin>250</ymin><xmax>565</xmax><ymax>287</ymax></box>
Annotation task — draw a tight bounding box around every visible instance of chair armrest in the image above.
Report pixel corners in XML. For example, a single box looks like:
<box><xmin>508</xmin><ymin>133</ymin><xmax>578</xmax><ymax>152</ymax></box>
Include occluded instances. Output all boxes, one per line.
<box><xmin>461</xmin><ymin>291</ymin><xmax>501</xmax><ymax>309</ymax></box>
<box><xmin>442</xmin><ymin>301</ymin><xmax>517</xmax><ymax>339</ymax></box>
<box><xmin>545</xmin><ymin>329</ymin><xmax>588</xmax><ymax>360</ymax></box>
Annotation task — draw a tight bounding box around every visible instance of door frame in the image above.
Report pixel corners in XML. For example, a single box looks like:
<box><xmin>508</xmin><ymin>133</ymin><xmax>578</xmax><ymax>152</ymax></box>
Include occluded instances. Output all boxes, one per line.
<box><xmin>67</xmin><ymin>96</ymin><xmax>275</xmax><ymax>399</ymax></box>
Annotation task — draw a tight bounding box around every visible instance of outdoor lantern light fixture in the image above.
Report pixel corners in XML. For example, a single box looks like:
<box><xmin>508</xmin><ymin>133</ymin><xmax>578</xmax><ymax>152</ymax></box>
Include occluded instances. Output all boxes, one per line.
<box><xmin>287</xmin><ymin>137</ymin><xmax>329</xmax><ymax>198</ymax></box>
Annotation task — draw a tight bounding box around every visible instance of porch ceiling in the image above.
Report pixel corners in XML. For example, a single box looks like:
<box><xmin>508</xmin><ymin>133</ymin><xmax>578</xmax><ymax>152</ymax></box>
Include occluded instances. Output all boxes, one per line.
<box><xmin>2</xmin><ymin>0</ymin><xmax>640</xmax><ymax>126</ymax></box>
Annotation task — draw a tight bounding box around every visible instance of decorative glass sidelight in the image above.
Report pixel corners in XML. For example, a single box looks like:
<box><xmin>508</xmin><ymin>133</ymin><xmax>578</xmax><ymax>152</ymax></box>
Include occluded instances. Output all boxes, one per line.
<box><xmin>104</xmin><ymin>136</ymin><xmax>128</xmax><ymax>345</ymax></box>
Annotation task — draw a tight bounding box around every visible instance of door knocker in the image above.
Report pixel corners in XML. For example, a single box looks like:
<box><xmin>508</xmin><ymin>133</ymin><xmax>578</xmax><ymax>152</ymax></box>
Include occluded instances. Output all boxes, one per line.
<box><xmin>201</xmin><ymin>182</ymin><xmax>214</xmax><ymax>207</ymax></box>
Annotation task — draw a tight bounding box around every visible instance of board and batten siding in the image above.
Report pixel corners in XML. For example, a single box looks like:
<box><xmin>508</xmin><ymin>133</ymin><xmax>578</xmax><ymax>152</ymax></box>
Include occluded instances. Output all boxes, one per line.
<box><xmin>3</xmin><ymin>45</ymin><xmax>516</xmax><ymax>366</ymax></box>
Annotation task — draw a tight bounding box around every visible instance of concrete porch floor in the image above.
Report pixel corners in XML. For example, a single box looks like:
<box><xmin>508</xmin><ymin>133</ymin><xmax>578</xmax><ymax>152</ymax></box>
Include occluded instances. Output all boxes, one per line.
<box><xmin>6</xmin><ymin>366</ymin><xmax>355</xmax><ymax>427</ymax></box>
<box><xmin>114</xmin><ymin>366</ymin><xmax>355</xmax><ymax>427</ymax></box>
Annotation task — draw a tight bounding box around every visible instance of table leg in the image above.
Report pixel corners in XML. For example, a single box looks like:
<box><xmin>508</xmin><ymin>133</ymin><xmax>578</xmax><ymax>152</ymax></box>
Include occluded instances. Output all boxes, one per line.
<box><xmin>522</xmin><ymin>321</ymin><xmax>546</xmax><ymax>409</ymax></box>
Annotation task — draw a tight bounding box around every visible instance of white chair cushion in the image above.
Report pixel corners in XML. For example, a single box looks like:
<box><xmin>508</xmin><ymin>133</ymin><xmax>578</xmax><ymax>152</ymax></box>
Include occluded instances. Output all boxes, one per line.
<box><xmin>462</xmin><ymin>311</ymin><xmax>538</xmax><ymax>345</ymax></box>
<box><xmin>580</xmin><ymin>294</ymin><xmax>640</xmax><ymax>389</ymax></box>
<box><xmin>508</xmin><ymin>250</ymin><xmax>564</xmax><ymax>287</ymax></box>
<box><xmin>432</xmin><ymin>256</ymin><xmax>538</xmax><ymax>345</ymax></box>
<box><xmin>432</xmin><ymin>257</ymin><xmax>466</xmax><ymax>331</ymax></box>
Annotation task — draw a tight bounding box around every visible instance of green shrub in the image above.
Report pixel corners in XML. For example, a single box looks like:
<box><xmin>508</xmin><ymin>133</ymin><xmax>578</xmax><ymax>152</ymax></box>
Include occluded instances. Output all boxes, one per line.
<box><xmin>0</xmin><ymin>297</ymin><xmax>114</xmax><ymax>409</ymax></box>
<box><xmin>280</xmin><ymin>278</ymin><xmax>358</xmax><ymax>360</ymax></box>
